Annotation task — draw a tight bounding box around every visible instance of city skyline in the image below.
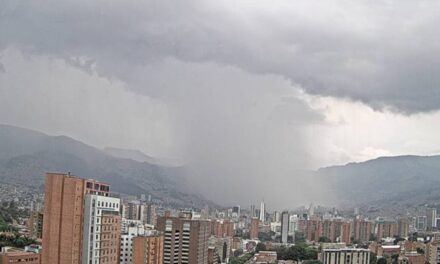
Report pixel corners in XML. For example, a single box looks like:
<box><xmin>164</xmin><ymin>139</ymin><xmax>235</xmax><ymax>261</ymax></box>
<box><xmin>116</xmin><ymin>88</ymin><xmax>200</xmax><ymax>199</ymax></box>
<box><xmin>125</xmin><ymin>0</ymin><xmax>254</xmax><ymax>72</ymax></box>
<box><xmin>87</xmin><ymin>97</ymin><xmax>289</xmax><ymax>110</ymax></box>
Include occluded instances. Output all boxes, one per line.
<box><xmin>2</xmin><ymin>0</ymin><xmax>440</xmax><ymax>207</ymax></box>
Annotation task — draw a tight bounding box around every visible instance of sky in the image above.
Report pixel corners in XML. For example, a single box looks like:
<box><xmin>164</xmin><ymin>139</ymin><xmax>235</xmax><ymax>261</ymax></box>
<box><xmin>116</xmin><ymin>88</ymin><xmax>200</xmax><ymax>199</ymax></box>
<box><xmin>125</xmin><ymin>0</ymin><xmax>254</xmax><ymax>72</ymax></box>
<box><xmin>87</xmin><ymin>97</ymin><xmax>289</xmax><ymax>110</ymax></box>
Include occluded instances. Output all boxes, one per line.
<box><xmin>1</xmin><ymin>0</ymin><xmax>440</xmax><ymax>207</ymax></box>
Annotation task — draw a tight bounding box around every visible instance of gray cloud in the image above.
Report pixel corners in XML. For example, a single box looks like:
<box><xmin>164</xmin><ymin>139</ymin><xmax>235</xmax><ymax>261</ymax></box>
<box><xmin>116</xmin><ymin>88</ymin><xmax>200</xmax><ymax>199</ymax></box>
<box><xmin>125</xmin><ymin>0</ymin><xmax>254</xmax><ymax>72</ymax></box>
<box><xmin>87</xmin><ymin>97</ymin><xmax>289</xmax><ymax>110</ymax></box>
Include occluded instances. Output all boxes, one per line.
<box><xmin>2</xmin><ymin>0</ymin><xmax>439</xmax><ymax>208</ymax></box>
<box><xmin>2</xmin><ymin>0</ymin><xmax>440</xmax><ymax>112</ymax></box>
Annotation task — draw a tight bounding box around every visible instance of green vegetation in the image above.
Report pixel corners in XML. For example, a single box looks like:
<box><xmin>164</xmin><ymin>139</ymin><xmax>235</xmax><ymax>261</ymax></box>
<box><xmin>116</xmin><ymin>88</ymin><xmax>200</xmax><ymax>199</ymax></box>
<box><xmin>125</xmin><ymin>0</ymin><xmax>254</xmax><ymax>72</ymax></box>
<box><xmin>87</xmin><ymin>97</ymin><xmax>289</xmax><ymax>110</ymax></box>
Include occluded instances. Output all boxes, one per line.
<box><xmin>318</xmin><ymin>236</ymin><xmax>331</xmax><ymax>242</ymax></box>
<box><xmin>377</xmin><ymin>258</ymin><xmax>387</xmax><ymax>264</ymax></box>
<box><xmin>370</xmin><ymin>253</ymin><xmax>377</xmax><ymax>264</ymax></box>
<box><xmin>229</xmin><ymin>252</ymin><xmax>254</xmax><ymax>264</ymax></box>
<box><xmin>0</xmin><ymin>201</ymin><xmax>27</xmax><ymax>231</ymax></box>
<box><xmin>275</xmin><ymin>243</ymin><xmax>318</xmax><ymax>261</ymax></box>
<box><xmin>0</xmin><ymin>233</ymin><xmax>36</xmax><ymax>248</ymax></box>
<box><xmin>0</xmin><ymin>201</ymin><xmax>28</xmax><ymax>226</ymax></box>
<box><xmin>369</xmin><ymin>234</ymin><xmax>377</xmax><ymax>242</ymax></box>
<box><xmin>255</xmin><ymin>243</ymin><xmax>266</xmax><ymax>252</ymax></box>
<box><xmin>295</xmin><ymin>231</ymin><xmax>306</xmax><ymax>243</ymax></box>
<box><xmin>303</xmin><ymin>260</ymin><xmax>323</xmax><ymax>264</ymax></box>
<box><xmin>258</xmin><ymin>231</ymin><xmax>275</xmax><ymax>242</ymax></box>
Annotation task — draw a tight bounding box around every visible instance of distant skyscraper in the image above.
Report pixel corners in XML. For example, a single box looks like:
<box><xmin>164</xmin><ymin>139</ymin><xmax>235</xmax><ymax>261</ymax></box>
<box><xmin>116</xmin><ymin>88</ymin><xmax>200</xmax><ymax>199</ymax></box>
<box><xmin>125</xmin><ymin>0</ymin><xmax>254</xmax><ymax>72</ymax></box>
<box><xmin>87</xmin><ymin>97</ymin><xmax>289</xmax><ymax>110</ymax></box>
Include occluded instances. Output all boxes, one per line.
<box><xmin>250</xmin><ymin>205</ymin><xmax>255</xmax><ymax>218</ymax></box>
<box><xmin>416</xmin><ymin>216</ymin><xmax>427</xmax><ymax>231</ymax></box>
<box><xmin>397</xmin><ymin>217</ymin><xmax>410</xmax><ymax>238</ymax></box>
<box><xmin>250</xmin><ymin>217</ymin><xmax>259</xmax><ymax>240</ymax></box>
<box><xmin>288</xmin><ymin>215</ymin><xmax>298</xmax><ymax>239</ymax></box>
<box><xmin>232</xmin><ymin>205</ymin><xmax>240</xmax><ymax>218</ymax></box>
<box><xmin>281</xmin><ymin>211</ymin><xmax>290</xmax><ymax>243</ymax></box>
<box><xmin>308</xmin><ymin>203</ymin><xmax>315</xmax><ymax>218</ymax></box>
<box><xmin>259</xmin><ymin>201</ymin><xmax>265</xmax><ymax>222</ymax></box>
<box><xmin>353</xmin><ymin>219</ymin><xmax>373</xmax><ymax>242</ymax></box>
<box><xmin>274</xmin><ymin>211</ymin><xmax>281</xmax><ymax>223</ymax></box>
<box><xmin>427</xmin><ymin>207</ymin><xmax>437</xmax><ymax>229</ymax></box>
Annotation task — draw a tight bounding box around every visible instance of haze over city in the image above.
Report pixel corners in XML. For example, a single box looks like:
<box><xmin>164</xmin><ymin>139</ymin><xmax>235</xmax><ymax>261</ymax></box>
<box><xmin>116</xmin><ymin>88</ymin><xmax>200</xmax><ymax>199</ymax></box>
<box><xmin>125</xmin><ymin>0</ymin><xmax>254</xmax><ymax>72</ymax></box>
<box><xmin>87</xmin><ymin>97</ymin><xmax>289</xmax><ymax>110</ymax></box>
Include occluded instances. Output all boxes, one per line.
<box><xmin>2</xmin><ymin>0</ymin><xmax>440</xmax><ymax>209</ymax></box>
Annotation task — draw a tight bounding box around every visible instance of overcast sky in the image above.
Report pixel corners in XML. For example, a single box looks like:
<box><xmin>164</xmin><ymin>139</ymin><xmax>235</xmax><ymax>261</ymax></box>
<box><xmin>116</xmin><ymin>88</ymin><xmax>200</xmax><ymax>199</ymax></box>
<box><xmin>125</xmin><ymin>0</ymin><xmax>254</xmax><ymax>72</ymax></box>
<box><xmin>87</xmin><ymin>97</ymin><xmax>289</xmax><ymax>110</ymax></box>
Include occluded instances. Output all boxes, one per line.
<box><xmin>2</xmin><ymin>0</ymin><xmax>440</xmax><ymax>207</ymax></box>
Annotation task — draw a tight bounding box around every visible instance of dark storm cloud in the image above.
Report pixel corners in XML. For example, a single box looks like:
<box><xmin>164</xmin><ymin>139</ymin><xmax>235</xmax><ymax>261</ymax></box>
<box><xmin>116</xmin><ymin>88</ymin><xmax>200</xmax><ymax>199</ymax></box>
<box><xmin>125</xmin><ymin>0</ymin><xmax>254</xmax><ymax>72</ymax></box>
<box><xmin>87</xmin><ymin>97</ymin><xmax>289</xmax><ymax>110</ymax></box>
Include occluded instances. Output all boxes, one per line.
<box><xmin>1</xmin><ymin>0</ymin><xmax>440</xmax><ymax>113</ymax></box>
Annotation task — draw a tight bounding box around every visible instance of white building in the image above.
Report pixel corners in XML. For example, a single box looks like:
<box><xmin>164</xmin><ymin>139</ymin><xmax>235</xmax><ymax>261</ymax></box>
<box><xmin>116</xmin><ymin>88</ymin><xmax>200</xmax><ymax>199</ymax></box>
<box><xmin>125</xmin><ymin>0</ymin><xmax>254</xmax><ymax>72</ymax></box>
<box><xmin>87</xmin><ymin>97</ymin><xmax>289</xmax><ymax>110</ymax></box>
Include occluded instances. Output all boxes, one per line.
<box><xmin>82</xmin><ymin>194</ymin><xmax>121</xmax><ymax>264</ymax></box>
<box><xmin>289</xmin><ymin>215</ymin><xmax>298</xmax><ymax>237</ymax></box>
<box><xmin>120</xmin><ymin>226</ymin><xmax>145</xmax><ymax>264</ymax></box>
<box><xmin>259</xmin><ymin>201</ymin><xmax>265</xmax><ymax>222</ymax></box>
<box><xmin>321</xmin><ymin>248</ymin><xmax>370</xmax><ymax>264</ymax></box>
<box><xmin>281</xmin><ymin>211</ymin><xmax>289</xmax><ymax>243</ymax></box>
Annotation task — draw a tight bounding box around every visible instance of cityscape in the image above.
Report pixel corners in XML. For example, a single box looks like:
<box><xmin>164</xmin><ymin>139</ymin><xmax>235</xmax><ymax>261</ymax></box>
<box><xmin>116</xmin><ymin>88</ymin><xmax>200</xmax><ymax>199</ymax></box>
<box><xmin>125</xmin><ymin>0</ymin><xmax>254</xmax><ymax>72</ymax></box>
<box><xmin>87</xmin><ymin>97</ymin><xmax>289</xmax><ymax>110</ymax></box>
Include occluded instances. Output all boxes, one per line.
<box><xmin>1</xmin><ymin>171</ymin><xmax>440</xmax><ymax>264</ymax></box>
<box><xmin>3</xmin><ymin>0</ymin><xmax>440</xmax><ymax>264</ymax></box>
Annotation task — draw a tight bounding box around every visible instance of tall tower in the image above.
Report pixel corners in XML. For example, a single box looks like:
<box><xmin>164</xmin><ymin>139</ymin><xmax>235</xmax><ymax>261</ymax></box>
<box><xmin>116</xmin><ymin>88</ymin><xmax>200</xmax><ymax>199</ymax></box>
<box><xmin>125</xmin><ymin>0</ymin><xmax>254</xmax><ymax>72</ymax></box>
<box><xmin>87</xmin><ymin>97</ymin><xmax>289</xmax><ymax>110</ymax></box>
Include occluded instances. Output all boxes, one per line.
<box><xmin>82</xmin><ymin>194</ymin><xmax>121</xmax><ymax>264</ymax></box>
<box><xmin>42</xmin><ymin>172</ymin><xmax>114</xmax><ymax>264</ymax></box>
<box><xmin>281</xmin><ymin>211</ymin><xmax>290</xmax><ymax>243</ymax></box>
<box><xmin>259</xmin><ymin>201</ymin><xmax>265</xmax><ymax>222</ymax></box>
<box><xmin>157</xmin><ymin>215</ymin><xmax>210</xmax><ymax>264</ymax></box>
<box><xmin>250</xmin><ymin>217</ymin><xmax>259</xmax><ymax>240</ymax></box>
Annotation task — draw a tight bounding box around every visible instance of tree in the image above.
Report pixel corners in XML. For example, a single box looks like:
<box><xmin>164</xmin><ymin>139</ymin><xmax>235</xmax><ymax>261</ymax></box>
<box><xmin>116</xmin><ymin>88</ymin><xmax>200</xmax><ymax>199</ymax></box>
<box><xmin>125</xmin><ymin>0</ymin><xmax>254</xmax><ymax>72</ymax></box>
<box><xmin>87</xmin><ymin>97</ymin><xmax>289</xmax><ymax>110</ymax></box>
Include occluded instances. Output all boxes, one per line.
<box><xmin>370</xmin><ymin>253</ymin><xmax>377</xmax><ymax>264</ymax></box>
<box><xmin>393</xmin><ymin>236</ymin><xmax>405</xmax><ymax>245</ymax></box>
<box><xmin>255</xmin><ymin>243</ymin><xmax>266</xmax><ymax>253</ymax></box>
<box><xmin>233</xmin><ymin>249</ymin><xmax>243</xmax><ymax>258</ymax></box>
<box><xmin>295</xmin><ymin>232</ymin><xmax>306</xmax><ymax>243</ymax></box>
<box><xmin>369</xmin><ymin>233</ymin><xmax>377</xmax><ymax>242</ymax></box>
<box><xmin>377</xmin><ymin>258</ymin><xmax>387</xmax><ymax>264</ymax></box>
<box><xmin>318</xmin><ymin>236</ymin><xmax>331</xmax><ymax>243</ymax></box>
<box><xmin>304</xmin><ymin>260</ymin><xmax>323</xmax><ymax>264</ymax></box>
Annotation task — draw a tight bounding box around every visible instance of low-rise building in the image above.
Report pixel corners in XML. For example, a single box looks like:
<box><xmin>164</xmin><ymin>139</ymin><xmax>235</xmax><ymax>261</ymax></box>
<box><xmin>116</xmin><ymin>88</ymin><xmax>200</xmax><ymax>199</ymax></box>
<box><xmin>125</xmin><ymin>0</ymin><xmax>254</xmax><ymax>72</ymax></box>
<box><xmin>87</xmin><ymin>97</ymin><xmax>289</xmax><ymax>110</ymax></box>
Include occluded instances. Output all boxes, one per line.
<box><xmin>321</xmin><ymin>248</ymin><xmax>370</xmax><ymax>264</ymax></box>
<box><xmin>0</xmin><ymin>247</ymin><xmax>41</xmax><ymax>264</ymax></box>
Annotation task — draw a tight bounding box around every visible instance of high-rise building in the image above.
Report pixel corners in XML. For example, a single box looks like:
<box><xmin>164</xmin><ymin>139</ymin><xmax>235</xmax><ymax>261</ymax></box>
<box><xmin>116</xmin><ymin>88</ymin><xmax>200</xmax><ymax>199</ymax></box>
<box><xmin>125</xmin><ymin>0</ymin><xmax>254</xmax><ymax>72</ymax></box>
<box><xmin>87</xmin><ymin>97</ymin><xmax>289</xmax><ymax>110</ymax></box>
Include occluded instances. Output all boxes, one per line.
<box><xmin>281</xmin><ymin>211</ymin><xmax>290</xmax><ymax>243</ymax></box>
<box><xmin>232</xmin><ymin>206</ymin><xmax>240</xmax><ymax>218</ymax></box>
<box><xmin>259</xmin><ymin>201</ymin><xmax>265</xmax><ymax>222</ymax></box>
<box><xmin>288</xmin><ymin>215</ymin><xmax>298</xmax><ymax>240</ymax></box>
<box><xmin>322</xmin><ymin>220</ymin><xmax>336</xmax><ymax>242</ymax></box>
<box><xmin>211</xmin><ymin>219</ymin><xmax>234</xmax><ymax>238</ymax></box>
<box><xmin>308</xmin><ymin>203</ymin><xmax>315</xmax><ymax>218</ymax></box>
<box><xmin>157</xmin><ymin>214</ymin><xmax>210</xmax><ymax>264</ymax></box>
<box><xmin>141</xmin><ymin>202</ymin><xmax>157</xmax><ymax>226</ymax></box>
<box><xmin>132</xmin><ymin>234</ymin><xmax>164</xmax><ymax>264</ymax></box>
<box><xmin>27</xmin><ymin>210</ymin><xmax>43</xmax><ymax>239</ymax></box>
<box><xmin>416</xmin><ymin>216</ymin><xmax>427</xmax><ymax>231</ymax></box>
<box><xmin>398</xmin><ymin>217</ymin><xmax>410</xmax><ymax>238</ymax></box>
<box><xmin>120</xmin><ymin>225</ymin><xmax>145</xmax><ymax>264</ymax></box>
<box><xmin>376</xmin><ymin>220</ymin><xmax>398</xmax><ymax>240</ymax></box>
<box><xmin>274</xmin><ymin>211</ymin><xmax>281</xmax><ymax>223</ymax></box>
<box><xmin>42</xmin><ymin>172</ymin><xmax>111</xmax><ymax>264</ymax></box>
<box><xmin>82</xmin><ymin>194</ymin><xmax>121</xmax><ymax>264</ymax></box>
<box><xmin>250</xmin><ymin>217</ymin><xmax>259</xmax><ymax>240</ymax></box>
<box><xmin>427</xmin><ymin>208</ymin><xmax>437</xmax><ymax>230</ymax></box>
<box><xmin>208</xmin><ymin>236</ymin><xmax>231</xmax><ymax>264</ymax></box>
<box><xmin>250</xmin><ymin>205</ymin><xmax>256</xmax><ymax>218</ymax></box>
<box><xmin>353</xmin><ymin>219</ymin><xmax>373</xmax><ymax>242</ymax></box>
<box><xmin>306</xmin><ymin>219</ymin><xmax>322</xmax><ymax>242</ymax></box>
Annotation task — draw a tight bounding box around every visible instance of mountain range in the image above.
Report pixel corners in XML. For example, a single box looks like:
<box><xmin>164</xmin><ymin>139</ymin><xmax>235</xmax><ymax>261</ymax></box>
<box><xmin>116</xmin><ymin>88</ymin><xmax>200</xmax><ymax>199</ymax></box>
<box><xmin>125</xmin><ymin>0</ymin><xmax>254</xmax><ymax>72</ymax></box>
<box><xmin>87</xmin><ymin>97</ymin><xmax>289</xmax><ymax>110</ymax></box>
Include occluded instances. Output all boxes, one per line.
<box><xmin>316</xmin><ymin>155</ymin><xmax>440</xmax><ymax>208</ymax></box>
<box><xmin>0</xmin><ymin>124</ymin><xmax>212</xmax><ymax>209</ymax></box>
<box><xmin>1</xmin><ymin>124</ymin><xmax>440</xmax><ymax>209</ymax></box>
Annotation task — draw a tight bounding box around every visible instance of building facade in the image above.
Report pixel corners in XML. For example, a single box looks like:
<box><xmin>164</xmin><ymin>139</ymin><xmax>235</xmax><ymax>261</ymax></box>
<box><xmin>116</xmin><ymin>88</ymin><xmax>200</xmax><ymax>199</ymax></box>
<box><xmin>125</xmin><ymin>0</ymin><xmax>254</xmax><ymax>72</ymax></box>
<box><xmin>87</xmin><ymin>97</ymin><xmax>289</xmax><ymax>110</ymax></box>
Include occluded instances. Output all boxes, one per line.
<box><xmin>41</xmin><ymin>172</ymin><xmax>112</xmax><ymax>264</ymax></box>
<box><xmin>82</xmin><ymin>194</ymin><xmax>121</xmax><ymax>264</ymax></box>
<box><xmin>132</xmin><ymin>234</ymin><xmax>164</xmax><ymax>264</ymax></box>
<box><xmin>321</xmin><ymin>248</ymin><xmax>370</xmax><ymax>264</ymax></box>
<box><xmin>157</xmin><ymin>215</ymin><xmax>210</xmax><ymax>264</ymax></box>
<box><xmin>281</xmin><ymin>211</ymin><xmax>289</xmax><ymax>243</ymax></box>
